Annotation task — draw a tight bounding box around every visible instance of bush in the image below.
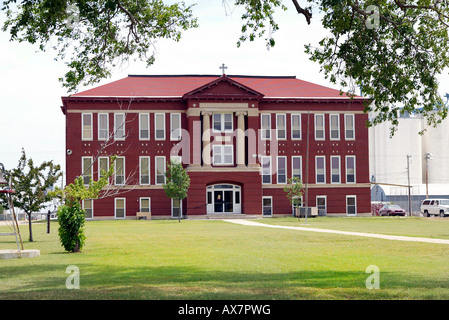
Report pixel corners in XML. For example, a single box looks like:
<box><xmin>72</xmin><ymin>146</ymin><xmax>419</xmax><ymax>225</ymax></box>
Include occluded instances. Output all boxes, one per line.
<box><xmin>57</xmin><ymin>201</ymin><xmax>86</xmax><ymax>252</ymax></box>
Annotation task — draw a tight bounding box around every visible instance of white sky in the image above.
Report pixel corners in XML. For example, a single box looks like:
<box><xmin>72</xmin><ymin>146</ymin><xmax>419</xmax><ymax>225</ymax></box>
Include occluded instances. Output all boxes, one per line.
<box><xmin>0</xmin><ymin>0</ymin><xmax>448</xmax><ymax>183</ymax></box>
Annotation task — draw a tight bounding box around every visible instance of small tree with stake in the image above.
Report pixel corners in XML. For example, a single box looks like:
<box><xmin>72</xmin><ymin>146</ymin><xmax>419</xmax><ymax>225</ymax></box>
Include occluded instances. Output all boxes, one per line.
<box><xmin>163</xmin><ymin>159</ymin><xmax>190</xmax><ymax>222</ymax></box>
<box><xmin>283</xmin><ymin>177</ymin><xmax>305</xmax><ymax>222</ymax></box>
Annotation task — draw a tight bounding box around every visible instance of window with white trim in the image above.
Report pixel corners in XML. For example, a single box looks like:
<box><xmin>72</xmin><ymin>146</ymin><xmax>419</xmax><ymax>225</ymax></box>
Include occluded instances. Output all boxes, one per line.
<box><xmin>155</xmin><ymin>113</ymin><xmax>166</xmax><ymax>140</ymax></box>
<box><xmin>330</xmin><ymin>114</ymin><xmax>340</xmax><ymax>140</ymax></box>
<box><xmin>292</xmin><ymin>156</ymin><xmax>302</xmax><ymax>181</ymax></box>
<box><xmin>331</xmin><ymin>156</ymin><xmax>341</xmax><ymax>183</ymax></box>
<box><xmin>98</xmin><ymin>157</ymin><xmax>109</xmax><ymax>183</ymax></box>
<box><xmin>277</xmin><ymin>156</ymin><xmax>287</xmax><ymax>184</ymax></box>
<box><xmin>170</xmin><ymin>113</ymin><xmax>181</xmax><ymax>141</ymax></box>
<box><xmin>115</xmin><ymin>198</ymin><xmax>126</xmax><ymax>219</ymax></box>
<box><xmin>83</xmin><ymin>199</ymin><xmax>93</xmax><ymax>219</ymax></box>
<box><xmin>291</xmin><ymin>114</ymin><xmax>301</xmax><ymax>140</ymax></box>
<box><xmin>140</xmin><ymin>198</ymin><xmax>151</xmax><ymax>213</ymax></box>
<box><xmin>155</xmin><ymin>156</ymin><xmax>166</xmax><ymax>185</ymax></box>
<box><xmin>276</xmin><ymin>114</ymin><xmax>286</xmax><ymax>140</ymax></box>
<box><xmin>140</xmin><ymin>157</ymin><xmax>150</xmax><ymax>185</ymax></box>
<box><xmin>98</xmin><ymin>113</ymin><xmax>109</xmax><ymax>141</ymax></box>
<box><xmin>315</xmin><ymin>114</ymin><xmax>325</xmax><ymax>140</ymax></box>
<box><xmin>261</xmin><ymin>114</ymin><xmax>271</xmax><ymax>140</ymax></box>
<box><xmin>82</xmin><ymin>157</ymin><xmax>93</xmax><ymax>185</ymax></box>
<box><xmin>261</xmin><ymin>156</ymin><xmax>271</xmax><ymax>184</ymax></box>
<box><xmin>316</xmin><ymin>196</ymin><xmax>327</xmax><ymax>216</ymax></box>
<box><xmin>114</xmin><ymin>157</ymin><xmax>125</xmax><ymax>186</ymax></box>
<box><xmin>316</xmin><ymin>156</ymin><xmax>326</xmax><ymax>184</ymax></box>
<box><xmin>114</xmin><ymin>113</ymin><xmax>126</xmax><ymax>140</ymax></box>
<box><xmin>346</xmin><ymin>156</ymin><xmax>356</xmax><ymax>183</ymax></box>
<box><xmin>346</xmin><ymin>196</ymin><xmax>357</xmax><ymax>215</ymax></box>
<box><xmin>139</xmin><ymin>113</ymin><xmax>150</xmax><ymax>140</ymax></box>
<box><xmin>345</xmin><ymin>114</ymin><xmax>355</xmax><ymax>140</ymax></box>
<box><xmin>262</xmin><ymin>197</ymin><xmax>272</xmax><ymax>216</ymax></box>
<box><xmin>82</xmin><ymin>113</ymin><xmax>93</xmax><ymax>140</ymax></box>
<box><xmin>213</xmin><ymin>145</ymin><xmax>233</xmax><ymax>165</ymax></box>
<box><xmin>213</xmin><ymin>113</ymin><xmax>233</xmax><ymax>133</ymax></box>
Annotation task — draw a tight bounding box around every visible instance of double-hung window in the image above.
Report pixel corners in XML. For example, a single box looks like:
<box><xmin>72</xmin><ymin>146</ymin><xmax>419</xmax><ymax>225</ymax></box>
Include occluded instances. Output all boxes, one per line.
<box><xmin>82</xmin><ymin>157</ymin><xmax>93</xmax><ymax>185</ymax></box>
<box><xmin>115</xmin><ymin>198</ymin><xmax>126</xmax><ymax>219</ymax></box>
<box><xmin>114</xmin><ymin>157</ymin><xmax>125</xmax><ymax>186</ymax></box>
<box><xmin>139</xmin><ymin>113</ymin><xmax>150</xmax><ymax>140</ymax></box>
<box><xmin>170</xmin><ymin>113</ymin><xmax>181</xmax><ymax>141</ymax></box>
<box><xmin>155</xmin><ymin>113</ymin><xmax>166</xmax><ymax>140</ymax></box>
<box><xmin>82</xmin><ymin>113</ymin><xmax>93</xmax><ymax>140</ymax></box>
<box><xmin>276</xmin><ymin>114</ymin><xmax>286</xmax><ymax>140</ymax></box>
<box><xmin>98</xmin><ymin>157</ymin><xmax>109</xmax><ymax>183</ymax></box>
<box><xmin>140</xmin><ymin>198</ymin><xmax>151</xmax><ymax>213</ymax></box>
<box><xmin>213</xmin><ymin>145</ymin><xmax>233</xmax><ymax>165</ymax></box>
<box><xmin>140</xmin><ymin>157</ymin><xmax>150</xmax><ymax>185</ymax></box>
<box><xmin>345</xmin><ymin>114</ymin><xmax>355</xmax><ymax>140</ymax></box>
<box><xmin>330</xmin><ymin>114</ymin><xmax>340</xmax><ymax>140</ymax></box>
<box><xmin>155</xmin><ymin>156</ymin><xmax>166</xmax><ymax>185</ymax></box>
<box><xmin>291</xmin><ymin>114</ymin><xmax>301</xmax><ymax>140</ymax></box>
<box><xmin>346</xmin><ymin>196</ymin><xmax>357</xmax><ymax>215</ymax></box>
<box><xmin>277</xmin><ymin>156</ymin><xmax>287</xmax><ymax>184</ymax></box>
<box><xmin>292</xmin><ymin>156</ymin><xmax>302</xmax><ymax>181</ymax></box>
<box><xmin>262</xmin><ymin>197</ymin><xmax>273</xmax><ymax>216</ymax></box>
<box><xmin>83</xmin><ymin>199</ymin><xmax>93</xmax><ymax>219</ymax></box>
<box><xmin>315</xmin><ymin>114</ymin><xmax>325</xmax><ymax>140</ymax></box>
<box><xmin>346</xmin><ymin>156</ymin><xmax>356</xmax><ymax>183</ymax></box>
<box><xmin>114</xmin><ymin>113</ymin><xmax>126</xmax><ymax>140</ymax></box>
<box><xmin>213</xmin><ymin>113</ymin><xmax>233</xmax><ymax>132</ymax></box>
<box><xmin>316</xmin><ymin>156</ymin><xmax>326</xmax><ymax>184</ymax></box>
<box><xmin>98</xmin><ymin>113</ymin><xmax>109</xmax><ymax>141</ymax></box>
<box><xmin>331</xmin><ymin>156</ymin><xmax>341</xmax><ymax>183</ymax></box>
<box><xmin>261</xmin><ymin>114</ymin><xmax>271</xmax><ymax>140</ymax></box>
<box><xmin>261</xmin><ymin>156</ymin><xmax>272</xmax><ymax>184</ymax></box>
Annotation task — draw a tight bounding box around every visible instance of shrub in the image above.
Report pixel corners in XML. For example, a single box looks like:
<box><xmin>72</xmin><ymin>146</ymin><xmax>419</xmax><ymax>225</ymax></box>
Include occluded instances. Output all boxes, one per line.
<box><xmin>57</xmin><ymin>201</ymin><xmax>86</xmax><ymax>253</ymax></box>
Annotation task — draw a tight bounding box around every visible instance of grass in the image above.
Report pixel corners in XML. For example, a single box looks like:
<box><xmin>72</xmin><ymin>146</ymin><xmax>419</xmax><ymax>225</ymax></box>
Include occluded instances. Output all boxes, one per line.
<box><xmin>1</xmin><ymin>217</ymin><xmax>449</xmax><ymax>300</ymax></box>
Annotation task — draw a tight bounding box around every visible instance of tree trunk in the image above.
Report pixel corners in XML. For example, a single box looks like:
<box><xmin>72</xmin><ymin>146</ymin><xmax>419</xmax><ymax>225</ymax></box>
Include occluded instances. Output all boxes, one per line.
<box><xmin>28</xmin><ymin>212</ymin><xmax>33</xmax><ymax>242</ymax></box>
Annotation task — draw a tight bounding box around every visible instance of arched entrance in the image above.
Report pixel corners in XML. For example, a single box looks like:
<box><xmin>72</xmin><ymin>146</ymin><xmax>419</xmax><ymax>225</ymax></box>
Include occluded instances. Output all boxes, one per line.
<box><xmin>206</xmin><ymin>184</ymin><xmax>241</xmax><ymax>214</ymax></box>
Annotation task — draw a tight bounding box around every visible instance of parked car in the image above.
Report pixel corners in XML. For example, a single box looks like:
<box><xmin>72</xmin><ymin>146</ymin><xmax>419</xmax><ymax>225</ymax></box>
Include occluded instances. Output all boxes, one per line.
<box><xmin>420</xmin><ymin>199</ymin><xmax>449</xmax><ymax>217</ymax></box>
<box><xmin>379</xmin><ymin>204</ymin><xmax>406</xmax><ymax>216</ymax></box>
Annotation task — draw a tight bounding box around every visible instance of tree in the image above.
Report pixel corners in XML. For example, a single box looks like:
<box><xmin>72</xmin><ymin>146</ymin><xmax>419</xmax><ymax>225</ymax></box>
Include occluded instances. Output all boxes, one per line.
<box><xmin>3</xmin><ymin>1</ymin><xmax>449</xmax><ymax>131</ymax></box>
<box><xmin>283</xmin><ymin>177</ymin><xmax>304</xmax><ymax>219</ymax></box>
<box><xmin>4</xmin><ymin>148</ymin><xmax>62</xmax><ymax>242</ymax></box>
<box><xmin>163</xmin><ymin>159</ymin><xmax>190</xmax><ymax>222</ymax></box>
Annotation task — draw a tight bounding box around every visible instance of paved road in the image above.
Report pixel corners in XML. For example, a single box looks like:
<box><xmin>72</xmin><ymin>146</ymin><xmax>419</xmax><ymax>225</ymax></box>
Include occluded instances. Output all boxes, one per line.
<box><xmin>224</xmin><ymin>219</ymin><xmax>449</xmax><ymax>245</ymax></box>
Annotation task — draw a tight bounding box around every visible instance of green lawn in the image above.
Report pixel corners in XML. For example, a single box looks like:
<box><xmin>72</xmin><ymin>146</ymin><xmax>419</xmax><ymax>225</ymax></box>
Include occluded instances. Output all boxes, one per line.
<box><xmin>1</xmin><ymin>217</ymin><xmax>449</xmax><ymax>300</ymax></box>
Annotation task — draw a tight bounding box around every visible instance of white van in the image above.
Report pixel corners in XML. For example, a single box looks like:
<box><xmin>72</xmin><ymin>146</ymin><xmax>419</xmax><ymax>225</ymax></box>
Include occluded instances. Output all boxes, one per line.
<box><xmin>420</xmin><ymin>199</ymin><xmax>449</xmax><ymax>217</ymax></box>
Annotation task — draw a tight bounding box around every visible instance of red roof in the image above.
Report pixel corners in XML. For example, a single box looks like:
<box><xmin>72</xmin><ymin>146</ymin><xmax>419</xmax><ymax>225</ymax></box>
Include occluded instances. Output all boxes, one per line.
<box><xmin>71</xmin><ymin>75</ymin><xmax>355</xmax><ymax>99</ymax></box>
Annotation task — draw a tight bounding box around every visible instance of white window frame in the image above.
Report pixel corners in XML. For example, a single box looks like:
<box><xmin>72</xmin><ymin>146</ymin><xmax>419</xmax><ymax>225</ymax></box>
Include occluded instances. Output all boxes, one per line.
<box><xmin>171</xmin><ymin>198</ymin><xmax>183</xmax><ymax>219</ymax></box>
<box><xmin>139</xmin><ymin>197</ymin><xmax>151</xmax><ymax>213</ymax></box>
<box><xmin>170</xmin><ymin>113</ymin><xmax>182</xmax><ymax>141</ymax></box>
<box><xmin>276</xmin><ymin>114</ymin><xmax>286</xmax><ymax>140</ymax></box>
<box><xmin>139</xmin><ymin>156</ymin><xmax>151</xmax><ymax>185</ymax></box>
<box><xmin>155</xmin><ymin>113</ymin><xmax>166</xmax><ymax>141</ymax></box>
<box><xmin>316</xmin><ymin>195</ymin><xmax>327</xmax><ymax>216</ymax></box>
<box><xmin>329</xmin><ymin>114</ymin><xmax>340</xmax><ymax>140</ymax></box>
<box><xmin>261</xmin><ymin>156</ymin><xmax>272</xmax><ymax>184</ymax></box>
<box><xmin>114</xmin><ymin>156</ymin><xmax>125</xmax><ymax>186</ymax></box>
<box><xmin>261</xmin><ymin>114</ymin><xmax>271</xmax><ymax>140</ymax></box>
<box><xmin>98</xmin><ymin>156</ymin><xmax>109</xmax><ymax>184</ymax></box>
<box><xmin>212</xmin><ymin>145</ymin><xmax>234</xmax><ymax>166</ymax></box>
<box><xmin>114</xmin><ymin>113</ymin><xmax>126</xmax><ymax>141</ymax></box>
<box><xmin>291</xmin><ymin>113</ymin><xmax>301</xmax><ymax>140</ymax></box>
<box><xmin>345</xmin><ymin>114</ymin><xmax>355</xmax><ymax>140</ymax></box>
<box><xmin>262</xmin><ymin>196</ymin><xmax>273</xmax><ymax>216</ymax></box>
<box><xmin>346</xmin><ymin>195</ymin><xmax>357</xmax><ymax>216</ymax></box>
<box><xmin>292</xmin><ymin>156</ymin><xmax>302</xmax><ymax>181</ymax></box>
<box><xmin>82</xmin><ymin>156</ymin><xmax>93</xmax><ymax>185</ymax></box>
<box><xmin>139</xmin><ymin>113</ymin><xmax>150</xmax><ymax>140</ymax></box>
<box><xmin>330</xmin><ymin>156</ymin><xmax>341</xmax><ymax>184</ymax></box>
<box><xmin>114</xmin><ymin>198</ymin><xmax>126</xmax><ymax>219</ymax></box>
<box><xmin>155</xmin><ymin>156</ymin><xmax>166</xmax><ymax>185</ymax></box>
<box><xmin>82</xmin><ymin>199</ymin><xmax>94</xmax><ymax>220</ymax></box>
<box><xmin>212</xmin><ymin>113</ymin><xmax>233</xmax><ymax>133</ymax></box>
<box><xmin>346</xmin><ymin>155</ymin><xmax>356</xmax><ymax>184</ymax></box>
<box><xmin>98</xmin><ymin>113</ymin><xmax>109</xmax><ymax>141</ymax></box>
<box><xmin>315</xmin><ymin>156</ymin><xmax>326</xmax><ymax>184</ymax></box>
<box><xmin>315</xmin><ymin>114</ymin><xmax>325</xmax><ymax>140</ymax></box>
<box><xmin>277</xmin><ymin>156</ymin><xmax>287</xmax><ymax>184</ymax></box>
<box><xmin>81</xmin><ymin>113</ymin><xmax>93</xmax><ymax>141</ymax></box>
<box><xmin>292</xmin><ymin>195</ymin><xmax>303</xmax><ymax>216</ymax></box>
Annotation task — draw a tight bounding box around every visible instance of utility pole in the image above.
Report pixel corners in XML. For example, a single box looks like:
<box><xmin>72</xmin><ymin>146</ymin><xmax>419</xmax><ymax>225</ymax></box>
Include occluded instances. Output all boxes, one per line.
<box><xmin>425</xmin><ymin>153</ymin><xmax>432</xmax><ymax>199</ymax></box>
<box><xmin>407</xmin><ymin>155</ymin><xmax>412</xmax><ymax>216</ymax></box>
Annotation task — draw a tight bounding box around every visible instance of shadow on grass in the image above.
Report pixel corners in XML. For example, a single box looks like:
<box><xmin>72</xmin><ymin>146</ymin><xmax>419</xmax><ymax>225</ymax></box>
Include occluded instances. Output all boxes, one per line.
<box><xmin>1</xmin><ymin>262</ymin><xmax>448</xmax><ymax>300</ymax></box>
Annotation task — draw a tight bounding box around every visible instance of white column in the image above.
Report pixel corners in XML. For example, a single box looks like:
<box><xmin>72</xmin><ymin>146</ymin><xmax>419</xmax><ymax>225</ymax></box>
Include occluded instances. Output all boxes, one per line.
<box><xmin>202</xmin><ymin>111</ymin><xmax>212</xmax><ymax>167</ymax></box>
<box><xmin>236</xmin><ymin>111</ymin><xmax>247</xmax><ymax>167</ymax></box>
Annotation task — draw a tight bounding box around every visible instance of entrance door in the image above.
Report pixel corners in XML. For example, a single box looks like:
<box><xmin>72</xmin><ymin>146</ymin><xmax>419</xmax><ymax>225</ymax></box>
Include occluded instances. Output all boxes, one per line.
<box><xmin>207</xmin><ymin>184</ymin><xmax>241</xmax><ymax>214</ymax></box>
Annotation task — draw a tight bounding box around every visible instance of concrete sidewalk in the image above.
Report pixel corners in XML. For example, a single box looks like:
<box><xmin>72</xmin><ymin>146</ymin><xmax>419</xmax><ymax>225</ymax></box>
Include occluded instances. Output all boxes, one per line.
<box><xmin>223</xmin><ymin>219</ymin><xmax>449</xmax><ymax>245</ymax></box>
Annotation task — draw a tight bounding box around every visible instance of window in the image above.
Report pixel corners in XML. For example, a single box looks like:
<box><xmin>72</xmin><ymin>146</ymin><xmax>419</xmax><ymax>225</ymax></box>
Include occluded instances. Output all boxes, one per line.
<box><xmin>261</xmin><ymin>114</ymin><xmax>271</xmax><ymax>140</ymax></box>
<box><xmin>331</xmin><ymin>156</ymin><xmax>341</xmax><ymax>183</ymax></box>
<box><xmin>213</xmin><ymin>145</ymin><xmax>233</xmax><ymax>165</ymax></box>
<box><xmin>115</xmin><ymin>198</ymin><xmax>126</xmax><ymax>219</ymax></box>
<box><xmin>330</xmin><ymin>114</ymin><xmax>340</xmax><ymax>140</ymax></box>
<box><xmin>292</xmin><ymin>156</ymin><xmax>302</xmax><ymax>181</ymax></box>
<box><xmin>114</xmin><ymin>157</ymin><xmax>125</xmax><ymax>186</ymax></box>
<box><xmin>155</xmin><ymin>113</ymin><xmax>166</xmax><ymax>140</ymax></box>
<box><xmin>82</xmin><ymin>113</ymin><xmax>92</xmax><ymax>140</ymax></box>
<box><xmin>98</xmin><ymin>113</ymin><xmax>109</xmax><ymax>141</ymax></box>
<box><xmin>139</xmin><ymin>113</ymin><xmax>150</xmax><ymax>140</ymax></box>
<box><xmin>172</xmin><ymin>198</ymin><xmax>182</xmax><ymax>219</ymax></box>
<box><xmin>98</xmin><ymin>157</ymin><xmax>109</xmax><ymax>183</ymax></box>
<box><xmin>82</xmin><ymin>157</ymin><xmax>93</xmax><ymax>185</ymax></box>
<box><xmin>346</xmin><ymin>156</ymin><xmax>356</xmax><ymax>183</ymax></box>
<box><xmin>155</xmin><ymin>156</ymin><xmax>166</xmax><ymax>185</ymax></box>
<box><xmin>316</xmin><ymin>156</ymin><xmax>326</xmax><ymax>184</ymax></box>
<box><xmin>315</xmin><ymin>114</ymin><xmax>325</xmax><ymax>140</ymax></box>
<box><xmin>292</xmin><ymin>196</ymin><xmax>303</xmax><ymax>216</ymax></box>
<box><xmin>316</xmin><ymin>196</ymin><xmax>327</xmax><ymax>216</ymax></box>
<box><xmin>277</xmin><ymin>156</ymin><xmax>287</xmax><ymax>184</ymax></box>
<box><xmin>346</xmin><ymin>196</ymin><xmax>357</xmax><ymax>215</ymax></box>
<box><xmin>276</xmin><ymin>114</ymin><xmax>286</xmax><ymax>140</ymax></box>
<box><xmin>213</xmin><ymin>113</ymin><xmax>233</xmax><ymax>132</ymax></box>
<box><xmin>140</xmin><ymin>157</ymin><xmax>150</xmax><ymax>185</ymax></box>
<box><xmin>83</xmin><ymin>199</ymin><xmax>93</xmax><ymax>219</ymax></box>
<box><xmin>291</xmin><ymin>114</ymin><xmax>301</xmax><ymax>140</ymax></box>
<box><xmin>140</xmin><ymin>198</ymin><xmax>151</xmax><ymax>213</ymax></box>
<box><xmin>170</xmin><ymin>113</ymin><xmax>181</xmax><ymax>141</ymax></box>
<box><xmin>262</xmin><ymin>197</ymin><xmax>272</xmax><ymax>216</ymax></box>
<box><xmin>261</xmin><ymin>156</ymin><xmax>271</xmax><ymax>184</ymax></box>
<box><xmin>114</xmin><ymin>113</ymin><xmax>126</xmax><ymax>140</ymax></box>
<box><xmin>345</xmin><ymin>114</ymin><xmax>355</xmax><ymax>140</ymax></box>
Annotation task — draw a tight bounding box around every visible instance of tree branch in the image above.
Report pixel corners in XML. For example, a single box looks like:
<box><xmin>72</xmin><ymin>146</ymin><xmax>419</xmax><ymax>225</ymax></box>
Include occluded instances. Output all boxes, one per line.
<box><xmin>292</xmin><ymin>0</ymin><xmax>312</xmax><ymax>24</ymax></box>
